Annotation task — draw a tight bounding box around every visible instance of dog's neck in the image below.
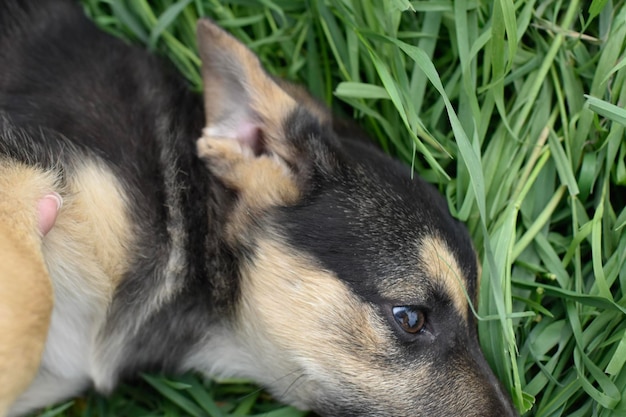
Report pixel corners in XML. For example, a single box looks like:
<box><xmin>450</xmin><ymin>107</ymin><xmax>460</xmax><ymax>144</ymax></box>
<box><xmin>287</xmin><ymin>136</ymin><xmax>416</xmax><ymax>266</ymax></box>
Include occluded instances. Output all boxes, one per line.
<box><xmin>90</xmin><ymin>114</ymin><xmax>246</xmax><ymax>390</ymax></box>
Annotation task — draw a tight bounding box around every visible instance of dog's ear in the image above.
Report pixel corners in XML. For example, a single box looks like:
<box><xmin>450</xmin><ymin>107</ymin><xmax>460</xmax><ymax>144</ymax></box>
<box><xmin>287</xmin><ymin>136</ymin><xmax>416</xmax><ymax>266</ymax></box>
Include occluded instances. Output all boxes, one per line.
<box><xmin>196</xmin><ymin>20</ymin><xmax>334</xmax><ymax>216</ymax></box>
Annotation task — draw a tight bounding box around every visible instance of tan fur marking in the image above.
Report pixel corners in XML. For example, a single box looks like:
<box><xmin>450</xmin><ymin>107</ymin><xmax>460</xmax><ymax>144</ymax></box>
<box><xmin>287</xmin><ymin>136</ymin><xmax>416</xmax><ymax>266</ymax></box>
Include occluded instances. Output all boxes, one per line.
<box><xmin>28</xmin><ymin>161</ymin><xmax>132</xmax><ymax>307</ymax></box>
<box><xmin>235</xmin><ymin>238</ymin><xmax>426</xmax><ymax>410</ymax></box>
<box><xmin>197</xmin><ymin>135</ymin><xmax>299</xmax><ymax>207</ymax></box>
<box><xmin>197</xmin><ymin>136</ymin><xmax>300</xmax><ymax>242</ymax></box>
<box><xmin>0</xmin><ymin>162</ymin><xmax>55</xmax><ymax>415</ymax></box>
<box><xmin>244</xmin><ymin>74</ymin><xmax>296</xmax><ymax>162</ymax></box>
<box><xmin>420</xmin><ymin>235</ymin><xmax>468</xmax><ymax>320</ymax></box>
<box><xmin>50</xmin><ymin>161</ymin><xmax>133</xmax><ymax>294</ymax></box>
<box><xmin>240</xmin><ymin>239</ymin><xmax>386</xmax><ymax>356</ymax></box>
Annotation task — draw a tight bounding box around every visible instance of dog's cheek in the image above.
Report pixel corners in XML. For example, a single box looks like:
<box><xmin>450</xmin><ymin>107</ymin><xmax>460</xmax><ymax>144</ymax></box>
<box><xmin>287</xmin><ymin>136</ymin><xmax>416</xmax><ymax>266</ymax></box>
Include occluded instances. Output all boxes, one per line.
<box><xmin>232</xmin><ymin>238</ymin><xmax>422</xmax><ymax>410</ymax></box>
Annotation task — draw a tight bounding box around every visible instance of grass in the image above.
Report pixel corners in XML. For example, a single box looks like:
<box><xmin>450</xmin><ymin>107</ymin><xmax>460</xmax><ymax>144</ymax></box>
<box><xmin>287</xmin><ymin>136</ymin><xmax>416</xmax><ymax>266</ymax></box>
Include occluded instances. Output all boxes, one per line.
<box><xmin>32</xmin><ymin>0</ymin><xmax>626</xmax><ymax>416</ymax></box>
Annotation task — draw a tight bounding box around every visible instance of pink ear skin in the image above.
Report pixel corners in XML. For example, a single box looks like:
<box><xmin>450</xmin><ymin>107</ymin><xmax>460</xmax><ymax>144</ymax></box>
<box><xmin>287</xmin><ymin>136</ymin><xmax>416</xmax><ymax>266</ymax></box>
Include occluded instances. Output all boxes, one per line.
<box><xmin>36</xmin><ymin>192</ymin><xmax>62</xmax><ymax>237</ymax></box>
<box><xmin>203</xmin><ymin>122</ymin><xmax>264</xmax><ymax>157</ymax></box>
<box><xmin>236</xmin><ymin>122</ymin><xmax>264</xmax><ymax>156</ymax></box>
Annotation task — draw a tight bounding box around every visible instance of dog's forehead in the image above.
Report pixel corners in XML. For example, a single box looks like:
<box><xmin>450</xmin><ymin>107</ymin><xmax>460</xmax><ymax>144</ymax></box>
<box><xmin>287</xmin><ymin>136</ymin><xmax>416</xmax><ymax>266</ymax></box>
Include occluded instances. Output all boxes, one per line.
<box><xmin>277</xmin><ymin>148</ymin><xmax>478</xmax><ymax>316</ymax></box>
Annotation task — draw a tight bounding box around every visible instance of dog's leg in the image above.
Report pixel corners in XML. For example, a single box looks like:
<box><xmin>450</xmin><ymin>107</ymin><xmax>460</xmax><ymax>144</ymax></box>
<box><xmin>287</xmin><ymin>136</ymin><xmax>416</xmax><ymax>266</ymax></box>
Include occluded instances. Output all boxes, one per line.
<box><xmin>0</xmin><ymin>166</ymin><xmax>60</xmax><ymax>416</ymax></box>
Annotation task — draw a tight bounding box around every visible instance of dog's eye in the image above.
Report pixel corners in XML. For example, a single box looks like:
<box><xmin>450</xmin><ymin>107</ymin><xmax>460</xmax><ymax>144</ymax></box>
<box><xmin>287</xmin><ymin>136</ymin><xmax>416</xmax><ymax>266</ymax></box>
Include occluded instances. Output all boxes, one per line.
<box><xmin>392</xmin><ymin>306</ymin><xmax>426</xmax><ymax>334</ymax></box>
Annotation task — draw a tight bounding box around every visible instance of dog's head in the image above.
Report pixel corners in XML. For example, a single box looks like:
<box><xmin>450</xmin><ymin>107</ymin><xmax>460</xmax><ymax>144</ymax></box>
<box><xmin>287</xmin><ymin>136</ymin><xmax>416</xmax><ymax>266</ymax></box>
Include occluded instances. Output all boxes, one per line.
<box><xmin>193</xmin><ymin>19</ymin><xmax>517</xmax><ymax>417</ymax></box>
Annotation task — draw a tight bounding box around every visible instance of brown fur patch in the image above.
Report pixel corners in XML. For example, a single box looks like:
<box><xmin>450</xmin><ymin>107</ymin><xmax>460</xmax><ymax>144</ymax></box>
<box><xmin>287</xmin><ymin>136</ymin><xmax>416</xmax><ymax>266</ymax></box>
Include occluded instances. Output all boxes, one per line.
<box><xmin>419</xmin><ymin>235</ymin><xmax>469</xmax><ymax>320</ymax></box>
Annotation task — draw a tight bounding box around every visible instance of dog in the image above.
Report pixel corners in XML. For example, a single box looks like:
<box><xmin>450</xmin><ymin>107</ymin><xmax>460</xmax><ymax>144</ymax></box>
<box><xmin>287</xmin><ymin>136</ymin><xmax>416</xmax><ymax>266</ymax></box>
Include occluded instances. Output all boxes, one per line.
<box><xmin>0</xmin><ymin>1</ymin><xmax>518</xmax><ymax>415</ymax></box>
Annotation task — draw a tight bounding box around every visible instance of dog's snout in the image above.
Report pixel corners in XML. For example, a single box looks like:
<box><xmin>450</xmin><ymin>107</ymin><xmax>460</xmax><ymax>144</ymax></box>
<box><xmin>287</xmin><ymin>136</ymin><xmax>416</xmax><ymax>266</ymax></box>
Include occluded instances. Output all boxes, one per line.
<box><xmin>419</xmin><ymin>339</ymin><xmax>520</xmax><ymax>417</ymax></box>
<box><xmin>473</xmin><ymin>352</ymin><xmax>519</xmax><ymax>417</ymax></box>
<box><xmin>483</xmin><ymin>381</ymin><xmax>519</xmax><ymax>417</ymax></box>
<box><xmin>492</xmin><ymin>380</ymin><xmax>519</xmax><ymax>416</ymax></box>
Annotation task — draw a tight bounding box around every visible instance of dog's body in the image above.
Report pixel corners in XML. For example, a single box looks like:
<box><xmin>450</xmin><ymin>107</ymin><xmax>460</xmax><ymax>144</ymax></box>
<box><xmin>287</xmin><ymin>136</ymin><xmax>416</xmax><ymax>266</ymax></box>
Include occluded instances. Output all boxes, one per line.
<box><xmin>0</xmin><ymin>1</ymin><xmax>518</xmax><ymax>416</ymax></box>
